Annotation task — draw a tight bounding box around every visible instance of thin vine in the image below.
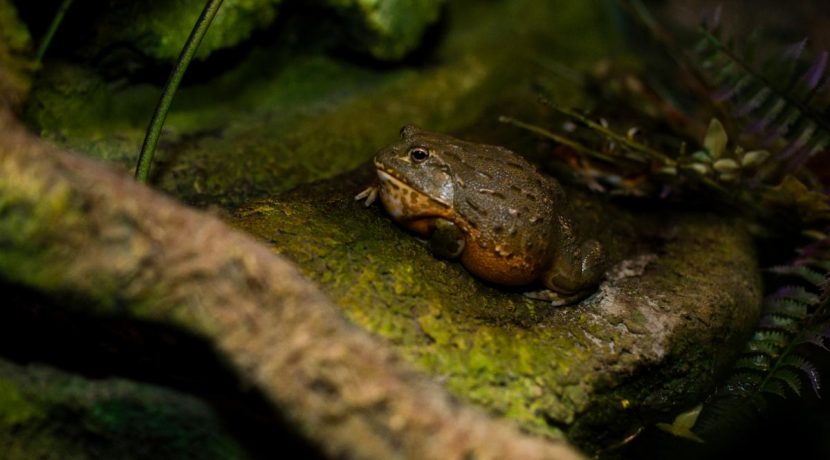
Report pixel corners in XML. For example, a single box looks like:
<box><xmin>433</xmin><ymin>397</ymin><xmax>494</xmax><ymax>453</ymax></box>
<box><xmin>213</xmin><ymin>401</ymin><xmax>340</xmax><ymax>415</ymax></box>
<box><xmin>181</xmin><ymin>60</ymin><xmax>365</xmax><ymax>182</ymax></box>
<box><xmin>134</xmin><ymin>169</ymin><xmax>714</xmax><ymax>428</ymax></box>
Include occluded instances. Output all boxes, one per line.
<box><xmin>35</xmin><ymin>0</ymin><xmax>74</xmax><ymax>64</ymax></box>
<box><xmin>134</xmin><ymin>0</ymin><xmax>224</xmax><ymax>183</ymax></box>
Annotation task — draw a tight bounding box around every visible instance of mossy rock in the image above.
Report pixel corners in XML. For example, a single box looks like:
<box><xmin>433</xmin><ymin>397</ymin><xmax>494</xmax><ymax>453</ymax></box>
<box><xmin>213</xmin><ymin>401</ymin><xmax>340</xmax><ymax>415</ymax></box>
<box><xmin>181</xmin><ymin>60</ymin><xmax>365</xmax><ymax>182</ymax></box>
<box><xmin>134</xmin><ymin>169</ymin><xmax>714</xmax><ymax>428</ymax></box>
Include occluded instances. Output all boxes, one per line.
<box><xmin>0</xmin><ymin>359</ymin><xmax>249</xmax><ymax>460</ymax></box>
<box><xmin>232</xmin><ymin>161</ymin><xmax>763</xmax><ymax>452</ymax></box>
<box><xmin>319</xmin><ymin>0</ymin><xmax>446</xmax><ymax>60</ymax></box>
<box><xmin>0</xmin><ymin>0</ymin><xmax>33</xmax><ymax>108</ymax></box>
<box><xmin>77</xmin><ymin>0</ymin><xmax>444</xmax><ymax>62</ymax></box>
<box><xmin>24</xmin><ymin>0</ymin><xmax>605</xmax><ymax>209</ymax></box>
<box><xmin>84</xmin><ymin>0</ymin><xmax>283</xmax><ymax>61</ymax></box>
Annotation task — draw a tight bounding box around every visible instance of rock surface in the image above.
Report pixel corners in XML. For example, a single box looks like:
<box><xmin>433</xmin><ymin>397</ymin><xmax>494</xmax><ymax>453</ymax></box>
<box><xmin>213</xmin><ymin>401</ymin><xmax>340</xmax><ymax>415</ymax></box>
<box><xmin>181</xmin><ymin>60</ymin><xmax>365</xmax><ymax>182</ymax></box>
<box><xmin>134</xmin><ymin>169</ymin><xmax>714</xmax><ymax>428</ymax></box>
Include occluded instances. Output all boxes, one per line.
<box><xmin>233</xmin><ymin>163</ymin><xmax>763</xmax><ymax>451</ymax></box>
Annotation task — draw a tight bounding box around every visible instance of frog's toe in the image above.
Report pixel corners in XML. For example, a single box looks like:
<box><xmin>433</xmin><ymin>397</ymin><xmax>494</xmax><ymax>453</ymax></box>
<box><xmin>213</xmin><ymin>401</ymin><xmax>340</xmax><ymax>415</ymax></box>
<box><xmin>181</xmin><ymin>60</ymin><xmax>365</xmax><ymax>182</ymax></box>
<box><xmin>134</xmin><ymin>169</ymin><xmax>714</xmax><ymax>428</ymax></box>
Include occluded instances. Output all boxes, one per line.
<box><xmin>523</xmin><ymin>289</ymin><xmax>589</xmax><ymax>306</ymax></box>
<box><xmin>355</xmin><ymin>186</ymin><xmax>379</xmax><ymax>207</ymax></box>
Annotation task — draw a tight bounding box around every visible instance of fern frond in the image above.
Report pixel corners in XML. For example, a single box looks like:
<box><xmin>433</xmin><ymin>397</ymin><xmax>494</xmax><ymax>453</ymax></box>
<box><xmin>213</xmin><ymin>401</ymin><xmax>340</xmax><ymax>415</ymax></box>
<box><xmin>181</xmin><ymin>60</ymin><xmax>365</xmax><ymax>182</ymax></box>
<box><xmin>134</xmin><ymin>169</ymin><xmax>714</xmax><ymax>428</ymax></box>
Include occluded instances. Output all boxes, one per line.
<box><xmin>799</xmin><ymin>324</ymin><xmax>830</xmax><ymax>350</ymax></box>
<box><xmin>767</xmin><ymin>264</ymin><xmax>826</xmax><ymax>286</ymax></box>
<box><xmin>700</xmin><ymin>231</ymin><xmax>830</xmax><ymax>435</ymax></box>
<box><xmin>768</xmin><ymin>368</ymin><xmax>803</xmax><ymax>396</ymax></box>
<box><xmin>758</xmin><ymin>313</ymin><xmax>800</xmax><ymax>334</ymax></box>
<box><xmin>770</xmin><ymin>285</ymin><xmax>821</xmax><ymax>305</ymax></box>
<box><xmin>762</xmin><ymin>298</ymin><xmax>809</xmax><ymax>319</ymax></box>
<box><xmin>751</xmin><ymin>329</ymin><xmax>790</xmax><ymax>347</ymax></box>
<box><xmin>759</xmin><ymin>379</ymin><xmax>790</xmax><ymax>399</ymax></box>
<box><xmin>780</xmin><ymin>354</ymin><xmax>821</xmax><ymax>397</ymax></box>
<box><xmin>734</xmin><ymin>354</ymin><xmax>771</xmax><ymax>372</ymax></box>
<box><xmin>695</xmin><ymin>27</ymin><xmax>830</xmax><ymax>171</ymax></box>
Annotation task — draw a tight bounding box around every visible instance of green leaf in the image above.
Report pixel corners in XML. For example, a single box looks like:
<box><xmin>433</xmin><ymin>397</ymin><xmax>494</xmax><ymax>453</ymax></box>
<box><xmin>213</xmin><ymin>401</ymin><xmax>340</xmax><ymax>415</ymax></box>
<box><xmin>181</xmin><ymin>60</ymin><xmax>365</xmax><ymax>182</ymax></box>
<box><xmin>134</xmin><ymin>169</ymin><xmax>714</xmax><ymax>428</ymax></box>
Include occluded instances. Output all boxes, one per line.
<box><xmin>713</xmin><ymin>158</ymin><xmax>740</xmax><ymax>173</ymax></box>
<box><xmin>691</xmin><ymin>150</ymin><xmax>712</xmax><ymax>163</ymax></box>
<box><xmin>740</xmin><ymin>150</ymin><xmax>770</xmax><ymax>167</ymax></box>
<box><xmin>703</xmin><ymin>118</ymin><xmax>728</xmax><ymax>159</ymax></box>
<box><xmin>656</xmin><ymin>405</ymin><xmax>705</xmax><ymax>443</ymax></box>
<box><xmin>762</xmin><ymin>176</ymin><xmax>830</xmax><ymax>224</ymax></box>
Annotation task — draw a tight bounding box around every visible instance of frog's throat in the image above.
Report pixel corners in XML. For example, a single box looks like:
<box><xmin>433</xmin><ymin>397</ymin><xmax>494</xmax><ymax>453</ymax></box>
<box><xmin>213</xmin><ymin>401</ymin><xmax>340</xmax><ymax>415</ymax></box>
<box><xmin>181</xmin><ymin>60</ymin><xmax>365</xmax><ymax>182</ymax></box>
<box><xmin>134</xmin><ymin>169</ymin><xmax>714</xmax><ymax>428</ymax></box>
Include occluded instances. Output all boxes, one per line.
<box><xmin>375</xmin><ymin>168</ymin><xmax>452</xmax><ymax>220</ymax></box>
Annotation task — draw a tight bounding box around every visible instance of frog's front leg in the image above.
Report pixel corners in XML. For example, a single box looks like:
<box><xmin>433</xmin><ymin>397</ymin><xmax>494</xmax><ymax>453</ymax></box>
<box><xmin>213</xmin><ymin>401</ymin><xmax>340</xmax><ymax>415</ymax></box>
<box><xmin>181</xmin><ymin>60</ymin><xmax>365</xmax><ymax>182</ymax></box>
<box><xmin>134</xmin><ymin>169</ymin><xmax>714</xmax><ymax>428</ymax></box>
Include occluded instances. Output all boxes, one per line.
<box><xmin>428</xmin><ymin>218</ymin><xmax>466</xmax><ymax>259</ymax></box>
<box><xmin>355</xmin><ymin>184</ymin><xmax>379</xmax><ymax>207</ymax></box>
<box><xmin>527</xmin><ymin>239</ymin><xmax>606</xmax><ymax>306</ymax></box>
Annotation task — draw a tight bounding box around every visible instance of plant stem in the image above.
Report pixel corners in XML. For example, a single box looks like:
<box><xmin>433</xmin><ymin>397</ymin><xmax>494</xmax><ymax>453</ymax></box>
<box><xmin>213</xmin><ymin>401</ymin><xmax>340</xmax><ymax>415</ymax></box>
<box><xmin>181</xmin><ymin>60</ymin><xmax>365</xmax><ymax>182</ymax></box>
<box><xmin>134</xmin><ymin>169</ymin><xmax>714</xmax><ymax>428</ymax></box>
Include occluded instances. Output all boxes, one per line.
<box><xmin>35</xmin><ymin>0</ymin><xmax>74</xmax><ymax>64</ymax></box>
<box><xmin>498</xmin><ymin>116</ymin><xmax>619</xmax><ymax>163</ymax></box>
<box><xmin>134</xmin><ymin>0</ymin><xmax>224</xmax><ymax>183</ymax></box>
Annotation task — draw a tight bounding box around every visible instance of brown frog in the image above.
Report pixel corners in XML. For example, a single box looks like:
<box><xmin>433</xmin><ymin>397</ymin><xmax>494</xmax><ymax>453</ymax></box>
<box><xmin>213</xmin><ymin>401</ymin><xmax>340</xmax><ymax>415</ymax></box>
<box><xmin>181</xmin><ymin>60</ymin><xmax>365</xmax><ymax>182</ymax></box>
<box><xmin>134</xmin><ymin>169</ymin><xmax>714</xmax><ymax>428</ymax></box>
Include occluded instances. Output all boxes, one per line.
<box><xmin>356</xmin><ymin>125</ymin><xmax>607</xmax><ymax>305</ymax></box>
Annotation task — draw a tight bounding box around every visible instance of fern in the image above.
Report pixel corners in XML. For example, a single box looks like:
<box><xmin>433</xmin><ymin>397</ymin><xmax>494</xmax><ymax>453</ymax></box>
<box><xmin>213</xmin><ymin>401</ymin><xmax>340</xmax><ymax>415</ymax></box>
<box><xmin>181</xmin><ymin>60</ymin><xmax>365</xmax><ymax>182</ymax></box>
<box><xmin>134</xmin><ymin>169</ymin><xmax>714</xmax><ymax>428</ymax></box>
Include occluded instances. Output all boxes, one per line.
<box><xmin>503</xmin><ymin>6</ymin><xmax>830</xmax><ymax>441</ymax></box>
<box><xmin>695</xmin><ymin>24</ymin><xmax>830</xmax><ymax>173</ymax></box>
<box><xmin>696</xmin><ymin>235</ymin><xmax>830</xmax><ymax>430</ymax></box>
<box><xmin>691</xmin><ymin>235</ymin><xmax>830</xmax><ymax>441</ymax></box>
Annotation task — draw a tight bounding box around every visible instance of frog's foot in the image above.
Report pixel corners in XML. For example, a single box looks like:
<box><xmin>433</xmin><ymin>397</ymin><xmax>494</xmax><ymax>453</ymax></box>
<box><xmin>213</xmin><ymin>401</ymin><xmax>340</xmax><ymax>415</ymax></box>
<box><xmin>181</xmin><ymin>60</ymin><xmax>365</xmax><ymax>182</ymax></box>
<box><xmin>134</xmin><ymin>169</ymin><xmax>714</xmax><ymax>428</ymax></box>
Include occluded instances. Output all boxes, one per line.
<box><xmin>355</xmin><ymin>185</ymin><xmax>379</xmax><ymax>207</ymax></box>
<box><xmin>523</xmin><ymin>288</ymin><xmax>590</xmax><ymax>307</ymax></box>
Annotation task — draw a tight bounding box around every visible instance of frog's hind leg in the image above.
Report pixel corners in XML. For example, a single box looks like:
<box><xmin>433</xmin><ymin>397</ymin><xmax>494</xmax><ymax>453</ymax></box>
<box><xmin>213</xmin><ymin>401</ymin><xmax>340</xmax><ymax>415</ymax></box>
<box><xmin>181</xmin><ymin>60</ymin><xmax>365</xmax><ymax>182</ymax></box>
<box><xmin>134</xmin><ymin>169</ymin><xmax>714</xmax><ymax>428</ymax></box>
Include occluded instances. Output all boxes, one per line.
<box><xmin>523</xmin><ymin>288</ymin><xmax>590</xmax><ymax>306</ymax></box>
<box><xmin>428</xmin><ymin>219</ymin><xmax>466</xmax><ymax>259</ymax></box>
<box><xmin>530</xmin><ymin>238</ymin><xmax>606</xmax><ymax>306</ymax></box>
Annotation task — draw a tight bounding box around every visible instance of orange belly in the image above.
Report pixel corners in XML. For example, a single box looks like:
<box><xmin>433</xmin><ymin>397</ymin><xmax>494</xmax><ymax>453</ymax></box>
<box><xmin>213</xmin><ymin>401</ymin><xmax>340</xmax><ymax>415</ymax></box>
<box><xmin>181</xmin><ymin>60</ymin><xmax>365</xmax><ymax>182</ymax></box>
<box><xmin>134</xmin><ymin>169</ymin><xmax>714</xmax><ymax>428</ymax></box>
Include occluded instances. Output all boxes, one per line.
<box><xmin>459</xmin><ymin>238</ymin><xmax>542</xmax><ymax>286</ymax></box>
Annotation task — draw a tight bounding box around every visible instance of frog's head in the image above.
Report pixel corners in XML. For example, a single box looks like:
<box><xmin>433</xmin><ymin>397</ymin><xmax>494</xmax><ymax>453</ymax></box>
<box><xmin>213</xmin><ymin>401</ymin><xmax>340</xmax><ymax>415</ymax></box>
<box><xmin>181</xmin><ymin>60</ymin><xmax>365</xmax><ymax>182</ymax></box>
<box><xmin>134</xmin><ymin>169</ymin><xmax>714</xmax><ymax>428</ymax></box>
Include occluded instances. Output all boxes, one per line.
<box><xmin>372</xmin><ymin>125</ymin><xmax>457</xmax><ymax>221</ymax></box>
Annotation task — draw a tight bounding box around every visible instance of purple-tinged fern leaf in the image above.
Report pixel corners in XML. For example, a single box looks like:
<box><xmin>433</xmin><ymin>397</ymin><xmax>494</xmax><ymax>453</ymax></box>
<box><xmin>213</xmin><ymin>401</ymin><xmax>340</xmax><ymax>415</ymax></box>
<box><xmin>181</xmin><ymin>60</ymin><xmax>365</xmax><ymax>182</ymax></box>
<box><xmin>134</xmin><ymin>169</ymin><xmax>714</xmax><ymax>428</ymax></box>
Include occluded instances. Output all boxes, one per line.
<box><xmin>758</xmin><ymin>314</ymin><xmax>800</xmax><ymax>333</ymax></box>
<box><xmin>767</xmin><ymin>265</ymin><xmax>826</xmax><ymax>286</ymax></box>
<box><xmin>800</xmin><ymin>324</ymin><xmax>830</xmax><ymax>350</ymax></box>
<box><xmin>803</xmin><ymin>52</ymin><xmax>829</xmax><ymax>91</ymax></box>
<box><xmin>784</xmin><ymin>39</ymin><xmax>808</xmax><ymax>62</ymax></box>
<box><xmin>770</xmin><ymin>285</ymin><xmax>821</xmax><ymax>305</ymax></box>
<box><xmin>763</xmin><ymin>298</ymin><xmax>809</xmax><ymax>319</ymax></box>
<box><xmin>782</xmin><ymin>355</ymin><xmax>822</xmax><ymax>397</ymax></box>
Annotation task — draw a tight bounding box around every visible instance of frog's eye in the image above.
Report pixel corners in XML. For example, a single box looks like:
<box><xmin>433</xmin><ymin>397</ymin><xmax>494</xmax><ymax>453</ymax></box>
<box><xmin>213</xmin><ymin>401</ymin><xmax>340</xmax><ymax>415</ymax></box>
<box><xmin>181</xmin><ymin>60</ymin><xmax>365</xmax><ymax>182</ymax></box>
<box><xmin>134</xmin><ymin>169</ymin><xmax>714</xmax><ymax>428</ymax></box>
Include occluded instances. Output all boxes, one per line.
<box><xmin>409</xmin><ymin>147</ymin><xmax>430</xmax><ymax>163</ymax></box>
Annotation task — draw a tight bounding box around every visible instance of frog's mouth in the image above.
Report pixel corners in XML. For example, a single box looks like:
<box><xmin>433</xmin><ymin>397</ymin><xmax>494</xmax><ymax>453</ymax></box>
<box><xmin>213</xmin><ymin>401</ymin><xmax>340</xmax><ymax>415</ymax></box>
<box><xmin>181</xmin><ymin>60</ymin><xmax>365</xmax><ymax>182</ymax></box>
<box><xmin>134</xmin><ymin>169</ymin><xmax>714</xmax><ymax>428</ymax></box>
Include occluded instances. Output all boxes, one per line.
<box><xmin>373</xmin><ymin>163</ymin><xmax>452</xmax><ymax>221</ymax></box>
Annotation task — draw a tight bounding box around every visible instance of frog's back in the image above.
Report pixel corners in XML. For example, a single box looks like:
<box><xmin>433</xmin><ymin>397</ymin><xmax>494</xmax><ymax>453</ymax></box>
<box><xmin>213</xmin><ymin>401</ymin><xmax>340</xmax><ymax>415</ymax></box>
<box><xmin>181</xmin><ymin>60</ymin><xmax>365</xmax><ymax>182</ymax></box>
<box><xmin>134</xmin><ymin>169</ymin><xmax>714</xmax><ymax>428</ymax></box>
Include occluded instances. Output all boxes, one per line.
<box><xmin>432</xmin><ymin>135</ymin><xmax>564</xmax><ymax>271</ymax></box>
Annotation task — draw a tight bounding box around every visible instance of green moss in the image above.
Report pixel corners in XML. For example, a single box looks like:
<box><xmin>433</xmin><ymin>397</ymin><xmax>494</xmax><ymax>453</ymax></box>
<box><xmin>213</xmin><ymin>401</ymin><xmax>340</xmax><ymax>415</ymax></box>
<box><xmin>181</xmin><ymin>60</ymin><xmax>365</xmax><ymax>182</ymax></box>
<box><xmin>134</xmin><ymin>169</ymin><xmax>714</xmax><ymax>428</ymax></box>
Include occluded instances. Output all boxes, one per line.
<box><xmin>322</xmin><ymin>0</ymin><xmax>445</xmax><ymax>60</ymax></box>
<box><xmin>0</xmin><ymin>360</ymin><xmax>250</xmax><ymax>460</ymax></box>
<box><xmin>0</xmin><ymin>0</ymin><xmax>34</xmax><ymax>106</ymax></box>
<box><xmin>24</xmin><ymin>0</ymin><xmax>608</xmax><ymax>208</ymax></box>
<box><xmin>86</xmin><ymin>0</ymin><xmax>282</xmax><ymax>61</ymax></box>
<box><xmin>231</xmin><ymin>165</ymin><xmax>761</xmax><ymax>449</ymax></box>
<box><xmin>0</xmin><ymin>1</ymin><xmax>30</xmax><ymax>52</ymax></box>
<box><xmin>0</xmin><ymin>380</ymin><xmax>44</xmax><ymax>426</ymax></box>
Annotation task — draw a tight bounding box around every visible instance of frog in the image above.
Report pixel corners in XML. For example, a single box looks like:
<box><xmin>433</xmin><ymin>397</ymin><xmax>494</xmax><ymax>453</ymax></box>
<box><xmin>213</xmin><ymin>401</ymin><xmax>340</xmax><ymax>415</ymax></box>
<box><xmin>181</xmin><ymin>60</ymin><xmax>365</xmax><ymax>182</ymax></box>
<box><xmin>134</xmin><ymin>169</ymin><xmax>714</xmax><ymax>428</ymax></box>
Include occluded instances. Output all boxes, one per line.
<box><xmin>355</xmin><ymin>125</ymin><xmax>607</xmax><ymax>305</ymax></box>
